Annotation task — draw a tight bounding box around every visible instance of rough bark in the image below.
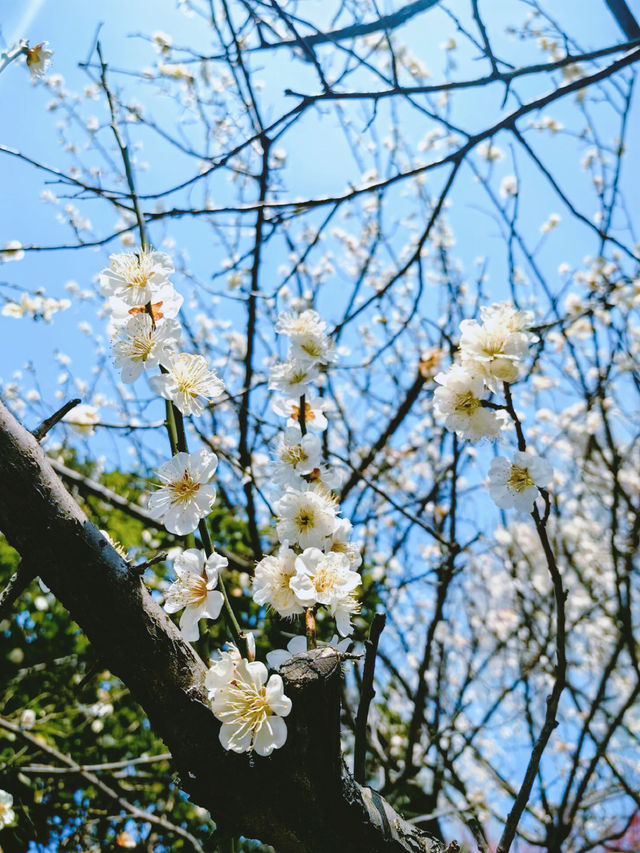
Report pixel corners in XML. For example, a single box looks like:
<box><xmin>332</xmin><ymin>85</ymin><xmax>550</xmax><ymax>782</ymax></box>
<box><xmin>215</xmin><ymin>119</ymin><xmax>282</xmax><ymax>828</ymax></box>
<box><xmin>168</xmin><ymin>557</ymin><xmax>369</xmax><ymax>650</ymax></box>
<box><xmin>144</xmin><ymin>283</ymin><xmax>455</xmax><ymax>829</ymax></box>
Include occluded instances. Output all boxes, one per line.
<box><xmin>0</xmin><ymin>400</ymin><xmax>445</xmax><ymax>853</ymax></box>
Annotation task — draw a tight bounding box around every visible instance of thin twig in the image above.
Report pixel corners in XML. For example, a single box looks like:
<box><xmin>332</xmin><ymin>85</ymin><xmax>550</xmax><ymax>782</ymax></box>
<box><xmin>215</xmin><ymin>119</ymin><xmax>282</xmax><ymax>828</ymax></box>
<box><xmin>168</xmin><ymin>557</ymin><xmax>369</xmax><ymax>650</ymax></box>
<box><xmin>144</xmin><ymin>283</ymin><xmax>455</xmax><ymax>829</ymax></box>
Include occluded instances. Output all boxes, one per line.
<box><xmin>354</xmin><ymin>612</ymin><xmax>386</xmax><ymax>784</ymax></box>
<box><xmin>32</xmin><ymin>398</ymin><xmax>81</xmax><ymax>440</ymax></box>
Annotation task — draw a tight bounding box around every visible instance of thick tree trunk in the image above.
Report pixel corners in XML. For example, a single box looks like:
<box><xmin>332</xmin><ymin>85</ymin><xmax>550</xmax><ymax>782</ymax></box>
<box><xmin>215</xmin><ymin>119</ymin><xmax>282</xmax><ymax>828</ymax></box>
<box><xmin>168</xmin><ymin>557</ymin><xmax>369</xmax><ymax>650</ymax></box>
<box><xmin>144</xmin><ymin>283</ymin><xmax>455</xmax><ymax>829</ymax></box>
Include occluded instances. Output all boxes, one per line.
<box><xmin>0</xmin><ymin>400</ymin><xmax>446</xmax><ymax>853</ymax></box>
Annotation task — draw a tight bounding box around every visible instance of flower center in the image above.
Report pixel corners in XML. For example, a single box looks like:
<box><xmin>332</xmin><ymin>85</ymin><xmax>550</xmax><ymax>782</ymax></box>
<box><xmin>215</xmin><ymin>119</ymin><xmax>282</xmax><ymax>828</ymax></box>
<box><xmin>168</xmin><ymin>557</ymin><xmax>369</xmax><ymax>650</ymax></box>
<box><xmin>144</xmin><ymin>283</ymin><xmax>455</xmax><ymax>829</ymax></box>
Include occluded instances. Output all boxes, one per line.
<box><xmin>132</xmin><ymin>335</ymin><xmax>154</xmax><ymax>360</ymax></box>
<box><xmin>295</xmin><ymin>508</ymin><xmax>314</xmax><ymax>530</ymax></box>
<box><xmin>183</xmin><ymin>573</ymin><xmax>208</xmax><ymax>605</ymax></box>
<box><xmin>508</xmin><ymin>465</ymin><xmax>535</xmax><ymax>493</ymax></box>
<box><xmin>455</xmin><ymin>390</ymin><xmax>480</xmax><ymax>413</ymax></box>
<box><xmin>314</xmin><ymin>564</ymin><xmax>337</xmax><ymax>593</ymax></box>
<box><xmin>225</xmin><ymin>682</ymin><xmax>271</xmax><ymax>732</ymax></box>
<box><xmin>282</xmin><ymin>445</ymin><xmax>307</xmax><ymax>468</ymax></box>
<box><xmin>170</xmin><ymin>473</ymin><xmax>200</xmax><ymax>504</ymax></box>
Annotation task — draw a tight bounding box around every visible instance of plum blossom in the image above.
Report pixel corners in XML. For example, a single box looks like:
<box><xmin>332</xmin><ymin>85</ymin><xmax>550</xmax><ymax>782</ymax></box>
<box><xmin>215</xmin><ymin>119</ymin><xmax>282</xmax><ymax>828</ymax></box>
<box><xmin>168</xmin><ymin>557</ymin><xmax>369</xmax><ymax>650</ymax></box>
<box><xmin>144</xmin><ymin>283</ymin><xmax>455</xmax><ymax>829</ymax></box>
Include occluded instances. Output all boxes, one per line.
<box><xmin>112</xmin><ymin>313</ymin><xmax>180</xmax><ymax>383</ymax></box>
<box><xmin>291</xmin><ymin>548</ymin><xmax>361</xmax><ymax>636</ymax></box>
<box><xmin>433</xmin><ymin>366</ymin><xmax>503</xmax><ymax>441</ymax></box>
<box><xmin>275</xmin><ymin>309</ymin><xmax>334</xmax><ymax>365</ymax></box>
<box><xmin>99</xmin><ymin>249</ymin><xmax>174</xmax><ymax>306</ymax></box>
<box><xmin>275</xmin><ymin>487</ymin><xmax>338</xmax><ymax>549</ymax></box>
<box><xmin>148</xmin><ymin>449</ymin><xmax>218</xmax><ymax>535</ymax></box>
<box><xmin>488</xmin><ymin>450</ymin><xmax>552</xmax><ymax>513</ymax></box>
<box><xmin>327</xmin><ymin>518</ymin><xmax>362</xmax><ymax>568</ymax></box>
<box><xmin>106</xmin><ymin>282</ymin><xmax>184</xmax><ymax>331</ymax></box>
<box><xmin>26</xmin><ymin>42</ymin><xmax>53</xmax><ymax>79</ymax></box>
<box><xmin>271</xmin><ymin>394</ymin><xmax>330</xmax><ymax>432</ymax></box>
<box><xmin>164</xmin><ymin>548</ymin><xmax>226</xmax><ymax>641</ymax></box>
<box><xmin>206</xmin><ymin>656</ymin><xmax>291</xmax><ymax>756</ymax></box>
<box><xmin>0</xmin><ymin>790</ymin><xmax>15</xmax><ymax>828</ymax></box>
<box><xmin>63</xmin><ymin>403</ymin><xmax>100</xmax><ymax>435</ymax></box>
<box><xmin>458</xmin><ymin>303</ymin><xmax>537</xmax><ymax>389</ymax></box>
<box><xmin>253</xmin><ymin>542</ymin><xmax>304</xmax><ymax>617</ymax></box>
<box><xmin>273</xmin><ymin>426</ymin><xmax>322</xmax><ymax>488</ymax></box>
<box><xmin>269</xmin><ymin>358</ymin><xmax>319</xmax><ymax>398</ymax></box>
<box><xmin>149</xmin><ymin>352</ymin><xmax>224</xmax><ymax>416</ymax></box>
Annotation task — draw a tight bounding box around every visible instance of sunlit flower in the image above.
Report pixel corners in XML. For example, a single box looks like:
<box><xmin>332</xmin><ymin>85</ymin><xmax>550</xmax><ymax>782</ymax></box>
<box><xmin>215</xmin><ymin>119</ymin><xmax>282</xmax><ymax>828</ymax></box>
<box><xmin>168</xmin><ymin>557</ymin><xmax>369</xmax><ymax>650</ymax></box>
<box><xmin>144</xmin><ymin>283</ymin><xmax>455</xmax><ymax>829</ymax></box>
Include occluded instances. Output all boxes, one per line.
<box><xmin>488</xmin><ymin>450</ymin><xmax>552</xmax><ymax>513</ymax></box>
<box><xmin>63</xmin><ymin>403</ymin><xmax>100</xmax><ymax>435</ymax></box>
<box><xmin>164</xmin><ymin>548</ymin><xmax>226</xmax><ymax>641</ymax></box>
<box><xmin>112</xmin><ymin>313</ymin><xmax>180</xmax><ymax>383</ymax></box>
<box><xmin>327</xmin><ymin>518</ymin><xmax>362</xmax><ymax>568</ymax></box>
<box><xmin>291</xmin><ymin>548</ymin><xmax>361</xmax><ymax>636</ymax></box>
<box><xmin>275</xmin><ymin>309</ymin><xmax>334</xmax><ymax>365</ymax></box>
<box><xmin>106</xmin><ymin>282</ymin><xmax>184</xmax><ymax>331</ymax></box>
<box><xmin>148</xmin><ymin>449</ymin><xmax>218</xmax><ymax>535</ymax></box>
<box><xmin>253</xmin><ymin>542</ymin><xmax>304</xmax><ymax>617</ymax></box>
<box><xmin>433</xmin><ymin>366</ymin><xmax>503</xmax><ymax>441</ymax></box>
<box><xmin>269</xmin><ymin>358</ymin><xmax>320</xmax><ymax>398</ymax></box>
<box><xmin>206</xmin><ymin>657</ymin><xmax>292</xmax><ymax>756</ymax></box>
<box><xmin>275</xmin><ymin>487</ymin><xmax>338</xmax><ymax>549</ymax></box>
<box><xmin>271</xmin><ymin>394</ymin><xmax>330</xmax><ymax>432</ymax></box>
<box><xmin>0</xmin><ymin>790</ymin><xmax>15</xmax><ymax>829</ymax></box>
<box><xmin>149</xmin><ymin>352</ymin><xmax>224</xmax><ymax>416</ymax></box>
<box><xmin>458</xmin><ymin>303</ymin><xmax>536</xmax><ymax>389</ymax></box>
<box><xmin>0</xmin><ymin>240</ymin><xmax>24</xmax><ymax>262</ymax></box>
<box><xmin>99</xmin><ymin>249</ymin><xmax>173</xmax><ymax>306</ymax></box>
<box><xmin>273</xmin><ymin>425</ymin><xmax>322</xmax><ymax>488</ymax></box>
<box><xmin>26</xmin><ymin>42</ymin><xmax>53</xmax><ymax>80</ymax></box>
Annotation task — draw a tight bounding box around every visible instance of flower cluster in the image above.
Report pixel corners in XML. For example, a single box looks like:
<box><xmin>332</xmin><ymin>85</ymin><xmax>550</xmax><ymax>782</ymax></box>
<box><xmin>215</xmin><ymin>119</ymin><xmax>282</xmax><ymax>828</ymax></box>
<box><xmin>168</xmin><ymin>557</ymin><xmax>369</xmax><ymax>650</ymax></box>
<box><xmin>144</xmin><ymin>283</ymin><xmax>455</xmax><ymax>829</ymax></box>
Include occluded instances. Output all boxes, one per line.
<box><xmin>435</xmin><ymin>302</ymin><xmax>552</xmax><ymax>514</ymax></box>
<box><xmin>98</xmin><ymin>249</ymin><xmax>225</xmax><ymax>536</ymax></box>
<box><xmin>205</xmin><ymin>646</ymin><xmax>292</xmax><ymax>756</ymax></box>
<box><xmin>254</xmin><ymin>309</ymin><xmax>361</xmax><ymax>638</ymax></box>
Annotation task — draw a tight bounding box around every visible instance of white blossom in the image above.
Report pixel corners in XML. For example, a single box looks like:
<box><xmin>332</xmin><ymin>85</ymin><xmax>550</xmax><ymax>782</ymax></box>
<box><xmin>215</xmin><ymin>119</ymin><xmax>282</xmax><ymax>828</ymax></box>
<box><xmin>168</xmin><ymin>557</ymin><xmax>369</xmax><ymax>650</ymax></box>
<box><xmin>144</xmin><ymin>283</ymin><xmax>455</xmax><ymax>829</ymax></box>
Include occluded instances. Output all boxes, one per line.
<box><xmin>164</xmin><ymin>548</ymin><xmax>226</xmax><ymax>641</ymax></box>
<box><xmin>275</xmin><ymin>487</ymin><xmax>338</xmax><ymax>549</ymax></box>
<box><xmin>149</xmin><ymin>352</ymin><xmax>224</xmax><ymax>416</ymax></box>
<box><xmin>99</xmin><ymin>249</ymin><xmax>173</xmax><ymax>306</ymax></box>
<box><xmin>253</xmin><ymin>542</ymin><xmax>304</xmax><ymax>617</ymax></box>
<box><xmin>206</xmin><ymin>656</ymin><xmax>291</xmax><ymax>756</ymax></box>
<box><xmin>271</xmin><ymin>395</ymin><xmax>330</xmax><ymax>432</ymax></box>
<box><xmin>273</xmin><ymin>426</ymin><xmax>322</xmax><ymax>488</ymax></box>
<box><xmin>327</xmin><ymin>518</ymin><xmax>362</xmax><ymax>568</ymax></box>
<box><xmin>268</xmin><ymin>358</ymin><xmax>319</xmax><ymax>398</ymax></box>
<box><xmin>458</xmin><ymin>303</ymin><xmax>537</xmax><ymax>389</ymax></box>
<box><xmin>106</xmin><ymin>282</ymin><xmax>184</xmax><ymax>331</ymax></box>
<box><xmin>148</xmin><ymin>449</ymin><xmax>218</xmax><ymax>535</ymax></box>
<box><xmin>275</xmin><ymin>309</ymin><xmax>334</xmax><ymax>364</ymax></box>
<box><xmin>291</xmin><ymin>548</ymin><xmax>361</xmax><ymax>636</ymax></box>
<box><xmin>0</xmin><ymin>790</ymin><xmax>15</xmax><ymax>829</ymax></box>
<box><xmin>488</xmin><ymin>450</ymin><xmax>552</xmax><ymax>513</ymax></box>
<box><xmin>26</xmin><ymin>42</ymin><xmax>53</xmax><ymax>79</ymax></box>
<box><xmin>63</xmin><ymin>403</ymin><xmax>99</xmax><ymax>435</ymax></box>
<box><xmin>112</xmin><ymin>313</ymin><xmax>180</xmax><ymax>383</ymax></box>
<box><xmin>433</xmin><ymin>366</ymin><xmax>503</xmax><ymax>441</ymax></box>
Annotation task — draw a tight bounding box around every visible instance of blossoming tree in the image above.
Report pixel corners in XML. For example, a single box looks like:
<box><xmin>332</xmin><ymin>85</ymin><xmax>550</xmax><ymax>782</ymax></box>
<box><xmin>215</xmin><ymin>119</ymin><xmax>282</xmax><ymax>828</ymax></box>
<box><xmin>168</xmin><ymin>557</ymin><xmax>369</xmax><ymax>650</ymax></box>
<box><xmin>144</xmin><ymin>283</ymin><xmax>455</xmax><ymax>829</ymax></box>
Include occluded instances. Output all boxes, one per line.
<box><xmin>1</xmin><ymin>1</ymin><xmax>640</xmax><ymax>851</ymax></box>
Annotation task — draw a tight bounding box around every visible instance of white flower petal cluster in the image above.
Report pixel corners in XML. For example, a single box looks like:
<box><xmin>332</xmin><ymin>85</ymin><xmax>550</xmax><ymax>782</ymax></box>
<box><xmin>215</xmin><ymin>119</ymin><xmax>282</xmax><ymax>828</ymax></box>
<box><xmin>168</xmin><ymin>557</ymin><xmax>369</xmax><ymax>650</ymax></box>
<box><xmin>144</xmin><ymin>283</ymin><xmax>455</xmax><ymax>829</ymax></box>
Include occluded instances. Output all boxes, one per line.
<box><xmin>271</xmin><ymin>395</ymin><xmax>330</xmax><ymax>432</ymax></box>
<box><xmin>26</xmin><ymin>42</ymin><xmax>53</xmax><ymax>80</ymax></box>
<box><xmin>0</xmin><ymin>789</ymin><xmax>15</xmax><ymax>828</ymax></box>
<box><xmin>253</xmin><ymin>308</ymin><xmax>361</xmax><ymax>638</ymax></box>
<box><xmin>149</xmin><ymin>352</ymin><xmax>224</xmax><ymax>416</ymax></box>
<box><xmin>253</xmin><ymin>542</ymin><xmax>303</xmax><ymax>617</ymax></box>
<box><xmin>275</xmin><ymin>487</ymin><xmax>339</xmax><ymax>550</ymax></box>
<box><xmin>206</xmin><ymin>651</ymin><xmax>292</xmax><ymax>756</ymax></box>
<box><xmin>489</xmin><ymin>450</ymin><xmax>553</xmax><ymax>513</ymax></box>
<box><xmin>148</xmin><ymin>449</ymin><xmax>218</xmax><ymax>535</ymax></box>
<box><xmin>164</xmin><ymin>548</ymin><xmax>226</xmax><ymax>641</ymax></box>
<box><xmin>112</xmin><ymin>313</ymin><xmax>180</xmax><ymax>383</ymax></box>
<box><xmin>458</xmin><ymin>302</ymin><xmax>537</xmax><ymax>391</ymax></box>
<box><xmin>433</xmin><ymin>366</ymin><xmax>503</xmax><ymax>441</ymax></box>
<box><xmin>291</xmin><ymin>549</ymin><xmax>361</xmax><ymax>637</ymax></box>
<box><xmin>100</xmin><ymin>249</ymin><xmax>174</xmax><ymax>307</ymax></box>
<box><xmin>63</xmin><ymin>403</ymin><xmax>100</xmax><ymax>435</ymax></box>
<box><xmin>275</xmin><ymin>310</ymin><xmax>335</xmax><ymax>365</ymax></box>
<box><xmin>273</xmin><ymin>425</ymin><xmax>322</xmax><ymax>488</ymax></box>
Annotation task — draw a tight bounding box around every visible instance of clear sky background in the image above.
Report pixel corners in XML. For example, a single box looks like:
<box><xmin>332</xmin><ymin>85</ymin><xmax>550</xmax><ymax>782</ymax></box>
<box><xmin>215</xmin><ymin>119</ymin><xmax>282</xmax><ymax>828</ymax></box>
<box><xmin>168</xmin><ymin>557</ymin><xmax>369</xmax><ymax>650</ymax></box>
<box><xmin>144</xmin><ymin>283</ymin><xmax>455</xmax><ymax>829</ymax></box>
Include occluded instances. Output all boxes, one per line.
<box><xmin>1</xmin><ymin>0</ymin><xmax>639</xmax><ymax>443</ymax></box>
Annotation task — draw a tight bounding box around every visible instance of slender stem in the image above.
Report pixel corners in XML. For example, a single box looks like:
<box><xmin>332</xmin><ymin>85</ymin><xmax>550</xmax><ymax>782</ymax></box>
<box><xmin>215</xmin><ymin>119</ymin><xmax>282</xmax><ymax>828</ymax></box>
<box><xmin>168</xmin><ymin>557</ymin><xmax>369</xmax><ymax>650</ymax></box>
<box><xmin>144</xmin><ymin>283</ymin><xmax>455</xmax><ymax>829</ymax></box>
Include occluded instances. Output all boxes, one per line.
<box><xmin>354</xmin><ymin>612</ymin><xmax>386</xmax><ymax>783</ymax></box>
<box><xmin>298</xmin><ymin>393</ymin><xmax>307</xmax><ymax>435</ymax></box>
<box><xmin>0</xmin><ymin>42</ymin><xmax>28</xmax><ymax>77</ymax></box>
